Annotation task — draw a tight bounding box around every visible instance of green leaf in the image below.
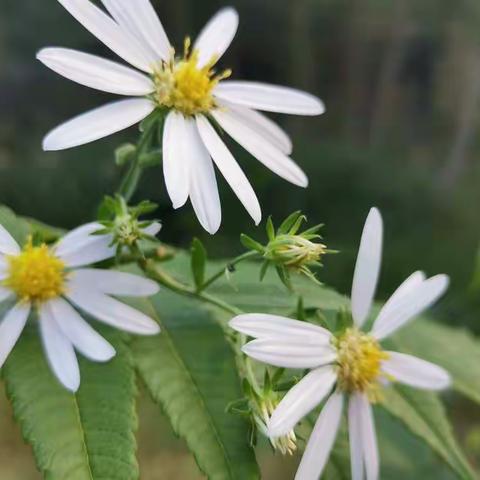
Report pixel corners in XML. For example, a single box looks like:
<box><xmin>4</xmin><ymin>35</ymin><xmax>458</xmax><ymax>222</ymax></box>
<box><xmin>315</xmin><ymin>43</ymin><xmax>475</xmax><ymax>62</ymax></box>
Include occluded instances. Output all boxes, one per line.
<box><xmin>0</xmin><ymin>205</ymin><xmax>31</xmax><ymax>246</ymax></box>
<box><xmin>277</xmin><ymin>211</ymin><xmax>302</xmax><ymax>235</ymax></box>
<box><xmin>2</xmin><ymin>325</ymin><xmax>138</xmax><ymax>480</ymax></box>
<box><xmin>392</xmin><ymin>319</ymin><xmax>480</xmax><ymax>406</ymax></box>
<box><xmin>191</xmin><ymin>238</ymin><xmax>207</xmax><ymax>290</ymax></box>
<box><xmin>161</xmin><ymin>252</ymin><xmax>348</xmax><ymax>315</ymax></box>
<box><xmin>131</xmin><ymin>290</ymin><xmax>260</xmax><ymax>480</ymax></box>
<box><xmin>381</xmin><ymin>385</ymin><xmax>476</xmax><ymax>479</ymax></box>
<box><xmin>240</xmin><ymin>234</ymin><xmax>264</xmax><ymax>254</ymax></box>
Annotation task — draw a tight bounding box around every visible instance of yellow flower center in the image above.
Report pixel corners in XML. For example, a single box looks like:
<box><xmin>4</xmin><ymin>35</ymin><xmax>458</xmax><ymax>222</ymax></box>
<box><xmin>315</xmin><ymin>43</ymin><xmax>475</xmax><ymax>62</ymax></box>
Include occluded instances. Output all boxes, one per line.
<box><xmin>3</xmin><ymin>239</ymin><xmax>66</xmax><ymax>304</ymax></box>
<box><xmin>153</xmin><ymin>38</ymin><xmax>231</xmax><ymax>116</ymax></box>
<box><xmin>335</xmin><ymin>328</ymin><xmax>390</xmax><ymax>402</ymax></box>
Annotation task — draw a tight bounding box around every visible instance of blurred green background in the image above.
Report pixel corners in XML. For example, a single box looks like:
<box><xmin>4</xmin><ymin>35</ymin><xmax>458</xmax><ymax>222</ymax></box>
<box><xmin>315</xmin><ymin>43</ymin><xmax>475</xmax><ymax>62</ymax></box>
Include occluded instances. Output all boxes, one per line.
<box><xmin>1</xmin><ymin>0</ymin><xmax>480</xmax><ymax>478</ymax></box>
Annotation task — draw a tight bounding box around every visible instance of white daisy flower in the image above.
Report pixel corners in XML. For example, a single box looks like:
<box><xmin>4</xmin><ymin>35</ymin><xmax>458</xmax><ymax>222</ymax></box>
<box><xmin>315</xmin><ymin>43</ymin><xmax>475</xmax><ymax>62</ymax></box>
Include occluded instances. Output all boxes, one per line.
<box><xmin>229</xmin><ymin>208</ymin><xmax>451</xmax><ymax>480</ymax></box>
<box><xmin>0</xmin><ymin>221</ymin><xmax>161</xmax><ymax>392</ymax></box>
<box><xmin>37</xmin><ymin>1</ymin><xmax>325</xmax><ymax>233</ymax></box>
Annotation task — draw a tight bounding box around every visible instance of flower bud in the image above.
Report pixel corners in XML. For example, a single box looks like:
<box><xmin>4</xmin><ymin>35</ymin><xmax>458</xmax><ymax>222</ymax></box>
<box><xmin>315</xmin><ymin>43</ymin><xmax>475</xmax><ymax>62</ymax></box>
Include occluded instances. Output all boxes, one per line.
<box><xmin>264</xmin><ymin>234</ymin><xmax>327</xmax><ymax>272</ymax></box>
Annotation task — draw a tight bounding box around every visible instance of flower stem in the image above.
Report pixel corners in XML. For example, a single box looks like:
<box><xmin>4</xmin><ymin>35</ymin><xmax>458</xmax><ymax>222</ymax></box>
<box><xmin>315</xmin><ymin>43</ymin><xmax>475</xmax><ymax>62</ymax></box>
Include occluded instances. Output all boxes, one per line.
<box><xmin>198</xmin><ymin>250</ymin><xmax>260</xmax><ymax>292</ymax></box>
<box><xmin>116</xmin><ymin>120</ymin><xmax>158</xmax><ymax>202</ymax></box>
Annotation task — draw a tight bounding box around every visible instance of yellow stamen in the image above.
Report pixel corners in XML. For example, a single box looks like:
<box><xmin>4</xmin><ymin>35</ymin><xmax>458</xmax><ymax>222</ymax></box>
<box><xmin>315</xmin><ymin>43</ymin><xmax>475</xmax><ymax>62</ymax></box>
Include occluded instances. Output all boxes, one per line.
<box><xmin>3</xmin><ymin>238</ymin><xmax>66</xmax><ymax>304</ymax></box>
<box><xmin>152</xmin><ymin>37</ymin><xmax>232</xmax><ymax>116</ymax></box>
<box><xmin>335</xmin><ymin>328</ymin><xmax>390</xmax><ymax>402</ymax></box>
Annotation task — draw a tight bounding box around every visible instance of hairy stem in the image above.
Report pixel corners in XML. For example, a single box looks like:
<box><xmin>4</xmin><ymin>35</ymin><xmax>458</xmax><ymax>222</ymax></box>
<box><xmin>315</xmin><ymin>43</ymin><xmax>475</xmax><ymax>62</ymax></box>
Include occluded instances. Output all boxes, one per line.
<box><xmin>198</xmin><ymin>250</ymin><xmax>260</xmax><ymax>292</ymax></box>
<box><xmin>116</xmin><ymin>120</ymin><xmax>158</xmax><ymax>202</ymax></box>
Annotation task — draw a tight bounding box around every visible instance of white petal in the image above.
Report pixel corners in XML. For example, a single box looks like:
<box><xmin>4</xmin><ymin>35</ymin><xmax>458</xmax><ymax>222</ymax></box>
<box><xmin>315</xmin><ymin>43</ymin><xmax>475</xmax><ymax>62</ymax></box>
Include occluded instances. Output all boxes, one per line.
<box><xmin>349</xmin><ymin>395</ymin><xmax>365</xmax><ymax>480</ymax></box>
<box><xmin>0</xmin><ymin>225</ymin><xmax>20</xmax><ymax>256</ymax></box>
<box><xmin>229</xmin><ymin>314</ymin><xmax>332</xmax><ymax>342</ymax></box>
<box><xmin>196</xmin><ymin>115</ymin><xmax>261</xmax><ymax>225</ymax></box>
<box><xmin>43</xmin><ymin>98</ymin><xmax>154</xmax><ymax>151</ymax></box>
<box><xmin>351</xmin><ymin>208</ymin><xmax>383</xmax><ymax>328</ymax></box>
<box><xmin>57</xmin><ymin>237</ymin><xmax>115</xmax><ymax>268</ymax></box>
<box><xmin>243</xmin><ymin>338</ymin><xmax>336</xmax><ymax>369</ymax></box>
<box><xmin>55</xmin><ymin>222</ymin><xmax>104</xmax><ymax>255</ymax></box>
<box><xmin>372</xmin><ymin>271</ymin><xmax>425</xmax><ymax>331</ymax></box>
<box><xmin>66</xmin><ymin>285</ymin><xmax>160</xmax><ymax>335</ymax></box>
<box><xmin>212</xmin><ymin>108</ymin><xmax>308</xmax><ymax>187</ymax></box>
<box><xmin>214</xmin><ymin>81</ymin><xmax>325</xmax><ymax>116</ymax></box>
<box><xmin>70</xmin><ymin>269</ymin><xmax>160</xmax><ymax>297</ymax></box>
<box><xmin>357</xmin><ymin>394</ymin><xmax>379</xmax><ymax>480</ymax></box>
<box><xmin>162</xmin><ymin>112</ymin><xmax>190</xmax><ymax>209</ymax></box>
<box><xmin>58</xmin><ymin>0</ymin><xmax>156</xmax><ymax>72</ymax></box>
<box><xmin>371</xmin><ymin>274</ymin><xmax>449</xmax><ymax>340</ymax></box>
<box><xmin>39</xmin><ymin>303</ymin><xmax>80</xmax><ymax>392</ymax></box>
<box><xmin>295</xmin><ymin>393</ymin><xmax>344</xmax><ymax>480</ymax></box>
<box><xmin>217</xmin><ymin>100</ymin><xmax>292</xmax><ymax>154</ymax></box>
<box><xmin>194</xmin><ymin>7</ymin><xmax>238</xmax><ymax>68</ymax></box>
<box><xmin>101</xmin><ymin>0</ymin><xmax>171</xmax><ymax>62</ymax></box>
<box><xmin>268</xmin><ymin>366</ymin><xmax>337</xmax><ymax>437</ymax></box>
<box><xmin>47</xmin><ymin>298</ymin><xmax>115</xmax><ymax>362</ymax></box>
<box><xmin>0</xmin><ymin>302</ymin><xmax>31</xmax><ymax>368</ymax></box>
<box><xmin>37</xmin><ymin>48</ymin><xmax>154</xmax><ymax>96</ymax></box>
<box><xmin>185</xmin><ymin>119</ymin><xmax>222</xmax><ymax>234</ymax></box>
<box><xmin>382</xmin><ymin>352</ymin><xmax>451</xmax><ymax>391</ymax></box>
<box><xmin>55</xmin><ymin>222</ymin><xmax>115</xmax><ymax>267</ymax></box>
<box><xmin>142</xmin><ymin>221</ymin><xmax>162</xmax><ymax>236</ymax></box>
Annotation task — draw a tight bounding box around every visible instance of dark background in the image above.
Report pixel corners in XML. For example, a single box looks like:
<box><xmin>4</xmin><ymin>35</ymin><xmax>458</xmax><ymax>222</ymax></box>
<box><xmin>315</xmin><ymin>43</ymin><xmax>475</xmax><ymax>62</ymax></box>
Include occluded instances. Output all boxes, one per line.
<box><xmin>1</xmin><ymin>0</ymin><xmax>480</xmax><ymax>477</ymax></box>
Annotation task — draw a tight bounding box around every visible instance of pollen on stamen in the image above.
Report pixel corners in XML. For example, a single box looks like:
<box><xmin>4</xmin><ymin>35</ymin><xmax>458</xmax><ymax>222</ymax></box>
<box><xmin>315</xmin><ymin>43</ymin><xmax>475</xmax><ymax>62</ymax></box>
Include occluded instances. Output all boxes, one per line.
<box><xmin>152</xmin><ymin>36</ymin><xmax>232</xmax><ymax>116</ymax></box>
<box><xmin>3</xmin><ymin>238</ymin><xmax>66</xmax><ymax>304</ymax></box>
<box><xmin>335</xmin><ymin>328</ymin><xmax>390</xmax><ymax>402</ymax></box>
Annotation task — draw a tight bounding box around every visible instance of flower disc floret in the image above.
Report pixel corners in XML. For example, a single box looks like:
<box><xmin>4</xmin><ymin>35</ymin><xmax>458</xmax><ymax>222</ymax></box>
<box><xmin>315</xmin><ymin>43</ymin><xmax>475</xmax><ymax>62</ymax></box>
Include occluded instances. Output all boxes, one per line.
<box><xmin>153</xmin><ymin>38</ymin><xmax>232</xmax><ymax>116</ymax></box>
<box><xmin>4</xmin><ymin>239</ymin><xmax>66</xmax><ymax>303</ymax></box>
<box><xmin>335</xmin><ymin>328</ymin><xmax>389</xmax><ymax>400</ymax></box>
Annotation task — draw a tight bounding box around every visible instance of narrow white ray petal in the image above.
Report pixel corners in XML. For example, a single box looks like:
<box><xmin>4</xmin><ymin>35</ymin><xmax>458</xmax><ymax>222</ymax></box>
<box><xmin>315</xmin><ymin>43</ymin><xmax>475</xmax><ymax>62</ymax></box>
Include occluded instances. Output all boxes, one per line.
<box><xmin>101</xmin><ymin>0</ymin><xmax>171</xmax><ymax>61</ymax></box>
<box><xmin>0</xmin><ymin>303</ymin><xmax>31</xmax><ymax>368</ymax></box>
<box><xmin>55</xmin><ymin>222</ymin><xmax>104</xmax><ymax>255</ymax></box>
<box><xmin>185</xmin><ymin>119</ymin><xmax>221</xmax><ymax>234</ymax></box>
<box><xmin>54</xmin><ymin>222</ymin><xmax>115</xmax><ymax>267</ymax></box>
<box><xmin>196</xmin><ymin>115</ymin><xmax>261</xmax><ymax>225</ymax></box>
<box><xmin>243</xmin><ymin>338</ymin><xmax>336</xmax><ymax>369</ymax></box>
<box><xmin>295</xmin><ymin>393</ymin><xmax>344</xmax><ymax>480</ymax></box>
<box><xmin>142</xmin><ymin>221</ymin><xmax>162</xmax><ymax>237</ymax></box>
<box><xmin>349</xmin><ymin>394</ymin><xmax>365</xmax><ymax>480</ymax></box>
<box><xmin>47</xmin><ymin>298</ymin><xmax>115</xmax><ymax>362</ymax></box>
<box><xmin>212</xmin><ymin>108</ymin><xmax>308</xmax><ymax>187</ymax></box>
<box><xmin>66</xmin><ymin>285</ymin><xmax>160</xmax><ymax>335</ymax></box>
<box><xmin>43</xmin><ymin>98</ymin><xmax>154</xmax><ymax>151</ymax></box>
<box><xmin>229</xmin><ymin>314</ymin><xmax>332</xmax><ymax>342</ymax></box>
<box><xmin>214</xmin><ymin>81</ymin><xmax>325</xmax><ymax>116</ymax></box>
<box><xmin>382</xmin><ymin>352</ymin><xmax>451</xmax><ymax>391</ymax></box>
<box><xmin>217</xmin><ymin>100</ymin><xmax>293</xmax><ymax>154</ymax></box>
<box><xmin>57</xmin><ymin>237</ymin><xmax>115</xmax><ymax>268</ymax></box>
<box><xmin>162</xmin><ymin>112</ymin><xmax>190</xmax><ymax>209</ymax></box>
<box><xmin>372</xmin><ymin>271</ymin><xmax>426</xmax><ymax>331</ymax></box>
<box><xmin>194</xmin><ymin>7</ymin><xmax>239</xmax><ymax>68</ymax></box>
<box><xmin>39</xmin><ymin>303</ymin><xmax>80</xmax><ymax>392</ymax></box>
<box><xmin>0</xmin><ymin>224</ymin><xmax>20</xmax><ymax>256</ymax></box>
<box><xmin>268</xmin><ymin>366</ymin><xmax>337</xmax><ymax>437</ymax></box>
<box><xmin>70</xmin><ymin>269</ymin><xmax>160</xmax><ymax>297</ymax></box>
<box><xmin>58</xmin><ymin>0</ymin><xmax>156</xmax><ymax>72</ymax></box>
<box><xmin>371</xmin><ymin>274</ymin><xmax>449</xmax><ymax>340</ymax></box>
<box><xmin>357</xmin><ymin>394</ymin><xmax>379</xmax><ymax>480</ymax></box>
<box><xmin>37</xmin><ymin>48</ymin><xmax>155</xmax><ymax>96</ymax></box>
<box><xmin>351</xmin><ymin>208</ymin><xmax>383</xmax><ymax>328</ymax></box>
